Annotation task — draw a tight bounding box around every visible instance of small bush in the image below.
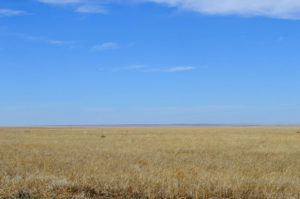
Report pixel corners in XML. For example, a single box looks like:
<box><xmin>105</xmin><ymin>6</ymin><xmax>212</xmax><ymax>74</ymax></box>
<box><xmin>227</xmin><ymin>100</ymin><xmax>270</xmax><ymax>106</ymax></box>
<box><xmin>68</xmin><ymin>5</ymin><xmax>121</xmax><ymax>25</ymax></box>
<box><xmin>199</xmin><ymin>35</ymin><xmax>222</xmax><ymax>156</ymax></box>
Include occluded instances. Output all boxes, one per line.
<box><xmin>16</xmin><ymin>189</ymin><xmax>31</xmax><ymax>199</ymax></box>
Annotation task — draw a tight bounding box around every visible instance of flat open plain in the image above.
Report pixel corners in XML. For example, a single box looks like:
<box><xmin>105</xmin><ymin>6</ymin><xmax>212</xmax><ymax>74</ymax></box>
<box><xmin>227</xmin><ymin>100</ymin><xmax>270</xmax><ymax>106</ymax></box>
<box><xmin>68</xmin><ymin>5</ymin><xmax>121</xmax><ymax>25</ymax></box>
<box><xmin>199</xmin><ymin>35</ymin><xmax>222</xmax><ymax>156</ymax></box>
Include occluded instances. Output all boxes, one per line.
<box><xmin>0</xmin><ymin>127</ymin><xmax>300</xmax><ymax>199</ymax></box>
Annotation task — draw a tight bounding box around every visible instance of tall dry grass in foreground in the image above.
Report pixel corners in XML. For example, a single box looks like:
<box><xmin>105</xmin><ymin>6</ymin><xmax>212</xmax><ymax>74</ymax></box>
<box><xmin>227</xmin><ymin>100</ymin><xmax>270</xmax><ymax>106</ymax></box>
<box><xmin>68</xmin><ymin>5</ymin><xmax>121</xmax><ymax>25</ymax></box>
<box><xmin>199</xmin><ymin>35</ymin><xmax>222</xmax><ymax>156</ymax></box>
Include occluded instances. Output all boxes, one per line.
<box><xmin>0</xmin><ymin>127</ymin><xmax>300</xmax><ymax>199</ymax></box>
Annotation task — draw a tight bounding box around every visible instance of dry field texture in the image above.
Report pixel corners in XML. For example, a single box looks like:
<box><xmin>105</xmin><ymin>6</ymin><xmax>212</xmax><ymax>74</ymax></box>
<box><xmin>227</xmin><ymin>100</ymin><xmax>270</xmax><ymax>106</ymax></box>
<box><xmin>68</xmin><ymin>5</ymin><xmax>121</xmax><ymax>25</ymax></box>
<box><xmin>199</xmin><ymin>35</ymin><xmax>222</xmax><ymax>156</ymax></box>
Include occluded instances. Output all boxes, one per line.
<box><xmin>0</xmin><ymin>127</ymin><xmax>300</xmax><ymax>199</ymax></box>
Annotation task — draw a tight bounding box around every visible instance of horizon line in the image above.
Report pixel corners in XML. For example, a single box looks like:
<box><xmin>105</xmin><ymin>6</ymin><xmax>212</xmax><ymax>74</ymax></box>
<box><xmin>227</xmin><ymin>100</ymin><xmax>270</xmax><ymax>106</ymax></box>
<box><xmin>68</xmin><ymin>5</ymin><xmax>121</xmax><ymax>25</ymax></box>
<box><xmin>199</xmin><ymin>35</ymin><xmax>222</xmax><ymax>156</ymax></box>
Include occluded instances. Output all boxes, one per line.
<box><xmin>1</xmin><ymin>123</ymin><xmax>300</xmax><ymax>128</ymax></box>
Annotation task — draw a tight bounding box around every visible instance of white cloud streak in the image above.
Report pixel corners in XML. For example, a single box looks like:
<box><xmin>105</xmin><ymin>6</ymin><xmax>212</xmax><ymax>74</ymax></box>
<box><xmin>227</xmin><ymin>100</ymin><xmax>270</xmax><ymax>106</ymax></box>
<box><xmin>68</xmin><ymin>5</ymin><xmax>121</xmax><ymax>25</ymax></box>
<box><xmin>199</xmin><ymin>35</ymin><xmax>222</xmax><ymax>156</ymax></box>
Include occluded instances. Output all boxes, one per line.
<box><xmin>36</xmin><ymin>0</ymin><xmax>300</xmax><ymax>19</ymax></box>
<box><xmin>36</xmin><ymin>0</ymin><xmax>81</xmax><ymax>4</ymax></box>
<box><xmin>145</xmin><ymin>0</ymin><xmax>300</xmax><ymax>19</ymax></box>
<box><xmin>76</xmin><ymin>5</ymin><xmax>108</xmax><ymax>14</ymax></box>
<box><xmin>0</xmin><ymin>9</ymin><xmax>26</xmax><ymax>17</ymax></box>
<box><xmin>92</xmin><ymin>42</ymin><xmax>119</xmax><ymax>51</ymax></box>
<box><xmin>18</xmin><ymin>34</ymin><xmax>74</xmax><ymax>46</ymax></box>
<box><xmin>47</xmin><ymin>40</ymin><xmax>74</xmax><ymax>45</ymax></box>
<box><xmin>125</xmin><ymin>65</ymin><xmax>196</xmax><ymax>72</ymax></box>
<box><xmin>108</xmin><ymin>65</ymin><xmax>196</xmax><ymax>72</ymax></box>
<box><xmin>166</xmin><ymin>66</ymin><xmax>196</xmax><ymax>72</ymax></box>
<box><xmin>37</xmin><ymin>0</ymin><xmax>107</xmax><ymax>14</ymax></box>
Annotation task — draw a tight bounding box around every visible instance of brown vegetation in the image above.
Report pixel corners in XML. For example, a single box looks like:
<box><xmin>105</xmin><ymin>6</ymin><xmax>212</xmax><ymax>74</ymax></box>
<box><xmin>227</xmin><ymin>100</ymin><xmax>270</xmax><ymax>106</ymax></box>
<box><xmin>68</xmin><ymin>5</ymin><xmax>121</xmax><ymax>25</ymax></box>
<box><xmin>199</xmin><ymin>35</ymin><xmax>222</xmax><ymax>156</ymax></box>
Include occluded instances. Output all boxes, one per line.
<box><xmin>0</xmin><ymin>127</ymin><xmax>300</xmax><ymax>199</ymax></box>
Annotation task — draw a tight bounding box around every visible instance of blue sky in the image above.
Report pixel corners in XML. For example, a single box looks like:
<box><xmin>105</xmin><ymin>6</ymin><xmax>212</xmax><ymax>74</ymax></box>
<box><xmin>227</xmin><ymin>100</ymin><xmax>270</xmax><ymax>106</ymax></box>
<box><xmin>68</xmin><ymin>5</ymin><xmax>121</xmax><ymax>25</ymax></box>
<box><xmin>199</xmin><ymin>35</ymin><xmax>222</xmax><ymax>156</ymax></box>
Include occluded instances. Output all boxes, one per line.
<box><xmin>1</xmin><ymin>0</ymin><xmax>300</xmax><ymax>125</ymax></box>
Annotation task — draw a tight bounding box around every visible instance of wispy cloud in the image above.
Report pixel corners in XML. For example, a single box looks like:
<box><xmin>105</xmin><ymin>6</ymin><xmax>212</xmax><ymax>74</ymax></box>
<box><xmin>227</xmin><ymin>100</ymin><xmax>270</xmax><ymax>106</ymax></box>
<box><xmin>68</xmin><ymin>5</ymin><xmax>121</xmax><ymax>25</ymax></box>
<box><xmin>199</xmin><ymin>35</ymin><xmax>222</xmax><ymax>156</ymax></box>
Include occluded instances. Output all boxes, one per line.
<box><xmin>36</xmin><ymin>0</ymin><xmax>81</xmax><ymax>4</ymax></box>
<box><xmin>165</xmin><ymin>66</ymin><xmax>196</xmax><ymax>72</ymax></box>
<box><xmin>37</xmin><ymin>0</ymin><xmax>107</xmax><ymax>14</ymax></box>
<box><xmin>23</xmin><ymin>35</ymin><xmax>41</xmax><ymax>41</ymax></box>
<box><xmin>36</xmin><ymin>0</ymin><xmax>300</xmax><ymax>20</ymax></box>
<box><xmin>110</xmin><ymin>64</ymin><xmax>147</xmax><ymax>72</ymax></box>
<box><xmin>76</xmin><ymin>5</ymin><xmax>108</xmax><ymax>14</ymax></box>
<box><xmin>92</xmin><ymin>42</ymin><xmax>119</xmax><ymax>51</ymax></box>
<box><xmin>17</xmin><ymin>33</ymin><xmax>74</xmax><ymax>46</ymax></box>
<box><xmin>47</xmin><ymin>40</ymin><xmax>74</xmax><ymax>45</ymax></box>
<box><xmin>112</xmin><ymin>65</ymin><xmax>196</xmax><ymax>72</ymax></box>
<box><xmin>0</xmin><ymin>9</ymin><xmax>27</xmax><ymax>17</ymax></box>
<box><xmin>145</xmin><ymin>0</ymin><xmax>300</xmax><ymax>19</ymax></box>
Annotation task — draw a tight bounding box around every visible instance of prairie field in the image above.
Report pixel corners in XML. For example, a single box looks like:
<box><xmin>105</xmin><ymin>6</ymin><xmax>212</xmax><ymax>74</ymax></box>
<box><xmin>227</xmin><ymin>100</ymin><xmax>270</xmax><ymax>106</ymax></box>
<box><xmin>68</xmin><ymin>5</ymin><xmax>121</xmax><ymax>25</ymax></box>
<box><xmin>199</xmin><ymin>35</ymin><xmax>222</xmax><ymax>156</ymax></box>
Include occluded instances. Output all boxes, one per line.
<box><xmin>0</xmin><ymin>127</ymin><xmax>300</xmax><ymax>199</ymax></box>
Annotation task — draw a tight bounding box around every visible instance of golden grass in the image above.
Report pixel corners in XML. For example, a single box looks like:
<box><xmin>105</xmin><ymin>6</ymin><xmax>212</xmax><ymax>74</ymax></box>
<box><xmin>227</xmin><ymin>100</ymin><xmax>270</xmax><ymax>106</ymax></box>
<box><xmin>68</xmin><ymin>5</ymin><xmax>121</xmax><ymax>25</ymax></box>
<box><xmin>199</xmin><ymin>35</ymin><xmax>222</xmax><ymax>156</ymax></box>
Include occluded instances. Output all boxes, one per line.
<box><xmin>0</xmin><ymin>127</ymin><xmax>300</xmax><ymax>199</ymax></box>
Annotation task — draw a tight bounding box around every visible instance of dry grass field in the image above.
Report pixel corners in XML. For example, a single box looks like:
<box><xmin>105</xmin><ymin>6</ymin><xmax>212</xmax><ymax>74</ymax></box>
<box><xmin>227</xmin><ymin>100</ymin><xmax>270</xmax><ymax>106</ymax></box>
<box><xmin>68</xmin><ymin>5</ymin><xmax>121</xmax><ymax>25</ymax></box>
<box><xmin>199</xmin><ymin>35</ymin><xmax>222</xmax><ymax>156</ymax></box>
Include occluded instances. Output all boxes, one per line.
<box><xmin>0</xmin><ymin>127</ymin><xmax>300</xmax><ymax>199</ymax></box>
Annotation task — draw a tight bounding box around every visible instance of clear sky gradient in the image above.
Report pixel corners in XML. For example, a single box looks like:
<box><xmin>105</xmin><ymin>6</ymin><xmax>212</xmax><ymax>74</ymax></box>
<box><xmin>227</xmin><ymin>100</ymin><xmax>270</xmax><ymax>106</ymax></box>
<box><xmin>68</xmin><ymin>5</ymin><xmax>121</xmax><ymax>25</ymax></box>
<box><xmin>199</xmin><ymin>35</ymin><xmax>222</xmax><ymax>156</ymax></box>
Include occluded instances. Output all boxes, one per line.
<box><xmin>1</xmin><ymin>0</ymin><xmax>300</xmax><ymax>126</ymax></box>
